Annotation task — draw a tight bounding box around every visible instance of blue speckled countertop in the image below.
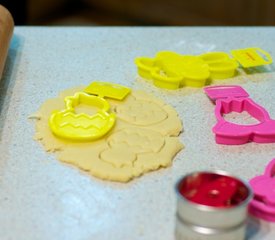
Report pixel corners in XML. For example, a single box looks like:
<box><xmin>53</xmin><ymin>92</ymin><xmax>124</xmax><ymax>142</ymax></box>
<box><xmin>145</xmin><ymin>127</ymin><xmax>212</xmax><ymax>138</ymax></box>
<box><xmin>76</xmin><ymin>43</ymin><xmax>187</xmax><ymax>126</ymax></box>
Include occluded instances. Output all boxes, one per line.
<box><xmin>0</xmin><ymin>27</ymin><xmax>275</xmax><ymax>240</ymax></box>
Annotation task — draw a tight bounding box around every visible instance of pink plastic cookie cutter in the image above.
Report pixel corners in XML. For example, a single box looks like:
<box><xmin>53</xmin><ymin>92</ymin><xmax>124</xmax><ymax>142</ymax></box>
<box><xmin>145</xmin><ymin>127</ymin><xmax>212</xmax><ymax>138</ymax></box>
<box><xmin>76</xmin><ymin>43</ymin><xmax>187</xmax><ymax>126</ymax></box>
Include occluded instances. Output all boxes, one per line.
<box><xmin>204</xmin><ymin>85</ymin><xmax>275</xmax><ymax>145</ymax></box>
<box><xmin>249</xmin><ymin>159</ymin><xmax>275</xmax><ymax>222</ymax></box>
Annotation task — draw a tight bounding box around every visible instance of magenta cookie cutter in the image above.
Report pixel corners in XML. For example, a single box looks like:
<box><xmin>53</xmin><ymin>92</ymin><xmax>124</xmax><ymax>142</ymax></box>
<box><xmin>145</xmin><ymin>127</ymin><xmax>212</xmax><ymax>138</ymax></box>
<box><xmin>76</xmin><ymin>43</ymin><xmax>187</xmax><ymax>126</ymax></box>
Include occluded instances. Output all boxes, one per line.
<box><xmin>204</xmin><ymin>85</ymin><xmax>275</xmax><ymax>145</ymax></box>
<box><xmin>249</xmin><ymin>159</ymin><xmax>275</xmax><ymax>222</ymax></box>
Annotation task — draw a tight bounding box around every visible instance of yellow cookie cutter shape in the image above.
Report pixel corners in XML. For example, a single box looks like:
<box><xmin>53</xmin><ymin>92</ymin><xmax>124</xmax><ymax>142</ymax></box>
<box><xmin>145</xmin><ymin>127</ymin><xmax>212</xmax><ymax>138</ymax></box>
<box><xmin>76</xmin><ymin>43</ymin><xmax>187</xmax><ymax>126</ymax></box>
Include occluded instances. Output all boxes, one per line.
<box><xmin>49</xmin><ymin>82</ymin><xmax>131</xmax><ymax>141</ymax></box>
<box><xmin>49</xmin><ymin>92</ymin><xmax>116</xmax><ymax>141</ymax></box>
<box><xmin>135</xmin><ymin>51</ymin><xmax>209</xmax><ymax>89</ymax></box>
<box><xmin>135</xmin><ymin>48</ymin><xmax>272</xmax><ymax>90</ymax></box>
<box><xmin>199</xmin><ymin>52</ymin><xmax>239</xmax><ymax>79</ymax></box>
<box><xmin>84</xmin><ymin>81</ymin><xmax>131</xmax><ymax>100</ymax></box>
<box><xmin>231</xmin><ymin>47</ymin><xmax>273</xmax><ymax>68</ymax></box>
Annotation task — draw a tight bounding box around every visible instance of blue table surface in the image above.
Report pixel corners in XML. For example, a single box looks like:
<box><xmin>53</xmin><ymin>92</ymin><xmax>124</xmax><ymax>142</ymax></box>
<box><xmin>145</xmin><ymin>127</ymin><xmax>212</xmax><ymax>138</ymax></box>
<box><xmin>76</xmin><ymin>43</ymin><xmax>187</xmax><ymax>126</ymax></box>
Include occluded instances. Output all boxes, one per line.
<box><xmin>0</xmin><ymin>27</ymin><xmax>275</xmax><ymax>240</ymax></box>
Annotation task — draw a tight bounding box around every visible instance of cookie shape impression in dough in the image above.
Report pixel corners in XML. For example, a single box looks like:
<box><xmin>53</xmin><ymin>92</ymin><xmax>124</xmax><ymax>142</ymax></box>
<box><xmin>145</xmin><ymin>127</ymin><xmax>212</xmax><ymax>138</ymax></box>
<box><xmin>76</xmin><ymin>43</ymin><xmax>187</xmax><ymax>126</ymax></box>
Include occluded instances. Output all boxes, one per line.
<box><xmin>101</xmin><ymin>128</ymin><xmax>165</xmax><ymax>167</ymax></box>
<box><xmin>115</xmin><ymin>99</ymin><xmax>167</xmax><ymax>125</ymax></box>
<box><xmin>32</xmin><ymin>82</ymin><xmax>184</xmax><ymax>182</ymax></box>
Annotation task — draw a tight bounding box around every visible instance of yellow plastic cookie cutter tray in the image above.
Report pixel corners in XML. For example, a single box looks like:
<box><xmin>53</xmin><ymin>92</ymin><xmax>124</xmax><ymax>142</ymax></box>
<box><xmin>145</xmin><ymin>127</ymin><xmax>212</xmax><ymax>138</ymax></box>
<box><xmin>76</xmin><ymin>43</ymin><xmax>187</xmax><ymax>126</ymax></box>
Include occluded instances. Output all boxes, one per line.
<box><xmin>135</xmin><ymin>47</ymin><xmax>272</xmax><ymax>90</ymax></box>
<box><xmin>135</xmin><ymin>51</ymin><xmax>238</xmax><ymax>90</ymax></box>
<box><xmin>135</xmin><ymin>51</ymin><xmax>210</xmax><ymax>89</ymax></box>
<box><xmin>49</xmin><ymin>92</ymin><xmax>116</xmax><ymax>141</ymax></box>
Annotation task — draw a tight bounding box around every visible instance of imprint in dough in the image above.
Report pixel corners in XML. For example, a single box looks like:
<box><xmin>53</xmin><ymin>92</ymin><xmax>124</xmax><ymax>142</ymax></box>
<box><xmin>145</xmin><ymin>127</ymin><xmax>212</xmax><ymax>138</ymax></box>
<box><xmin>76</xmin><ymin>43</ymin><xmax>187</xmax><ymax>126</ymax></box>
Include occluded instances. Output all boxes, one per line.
<box><xmin>115</xmin><ymin>100</ymin><xmax>168</xmax><ymax>125</ymax></box>
<box><xmin>100</xmin><ymin>146</ymin><xmax>136</xmax><ymax>168</ymax></box>
<box><xmin>107</xmin><ymin>128</ymin><xmax>165</xmax><ymax>153</ymax></box>
<box><xmin>32</xmin><ymin>86</ymin><xmax>184</xmax><ymax>182</ymax></box>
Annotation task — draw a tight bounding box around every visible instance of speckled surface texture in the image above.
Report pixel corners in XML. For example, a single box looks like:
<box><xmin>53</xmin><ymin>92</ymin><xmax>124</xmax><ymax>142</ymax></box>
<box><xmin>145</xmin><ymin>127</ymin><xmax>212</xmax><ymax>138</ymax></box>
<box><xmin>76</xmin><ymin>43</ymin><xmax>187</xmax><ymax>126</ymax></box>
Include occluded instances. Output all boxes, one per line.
<box><xmin>0</xmin><ymin>27</ymin><xmax>275</xmax><ymax>240</ymax></box>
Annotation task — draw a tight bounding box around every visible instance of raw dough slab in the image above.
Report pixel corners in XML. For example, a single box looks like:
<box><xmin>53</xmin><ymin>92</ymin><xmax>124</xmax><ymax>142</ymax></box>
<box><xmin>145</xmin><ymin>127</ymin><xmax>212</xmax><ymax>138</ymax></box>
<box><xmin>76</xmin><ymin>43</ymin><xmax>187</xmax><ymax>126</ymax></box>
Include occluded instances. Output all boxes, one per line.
<box><xmin>32</xmin><ymin>86</ymin><xmax>184</xmax><ymax>182</ymax></box>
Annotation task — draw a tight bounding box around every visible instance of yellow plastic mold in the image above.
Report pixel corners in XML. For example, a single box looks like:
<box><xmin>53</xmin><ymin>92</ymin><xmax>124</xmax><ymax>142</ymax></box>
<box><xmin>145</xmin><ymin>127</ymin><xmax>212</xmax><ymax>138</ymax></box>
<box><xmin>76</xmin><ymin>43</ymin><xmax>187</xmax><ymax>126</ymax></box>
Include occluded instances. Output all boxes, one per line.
<box><xmin>135</xmin><ymin>51</ymin><xmax>210</xmax><ymax>89</ymax></box>
<box><xmin>135</xmin><ymin>48</ymin><xmax>273</xmax><ymax>90</ymax></box>
<box><xmin>135</xmin><ymin>57</ymin><xmax>155</xmax><ymax>80</ymax></box>
<box><xmin>199</xmin><ymin>52</ymin><xmax>230</xmax><ymax>64</ymax></box>
<box><xmin>231</xmin><ymin>47</ymin><xmax>273</xmax><ymax>68</ymax></box>
<box><xmin>135</xmin><ymin>51</ymin><xmax>237</xmax><ymax>90</ymax></box>
<box><xmin>84</xmin><ymin>81</ymin><xmax>131</xmax><ymax>100</ymax></box>
<box><xmin>49</xmin><ymin>92</ymin><xmax>116</xmax><ymax>141</ymax></box>
<box><xmin>199</xmin><ymin>52</ymin><xmax>239</xmax><ymax>79</ymax></box>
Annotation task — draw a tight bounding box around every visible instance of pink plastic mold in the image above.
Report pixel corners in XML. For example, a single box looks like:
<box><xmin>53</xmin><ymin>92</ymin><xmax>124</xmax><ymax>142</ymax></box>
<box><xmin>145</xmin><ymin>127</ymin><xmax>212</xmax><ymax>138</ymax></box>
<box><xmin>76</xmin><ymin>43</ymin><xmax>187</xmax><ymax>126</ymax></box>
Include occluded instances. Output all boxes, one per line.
<box><xmin>204</xmin><ymin>85</ymin><xmax>275</xmax><ymax>145</ymax></box>
<box><xmin>249</xmin><ymin>159</ymin><xmax>275</xmax><ymax>222</ymax></box>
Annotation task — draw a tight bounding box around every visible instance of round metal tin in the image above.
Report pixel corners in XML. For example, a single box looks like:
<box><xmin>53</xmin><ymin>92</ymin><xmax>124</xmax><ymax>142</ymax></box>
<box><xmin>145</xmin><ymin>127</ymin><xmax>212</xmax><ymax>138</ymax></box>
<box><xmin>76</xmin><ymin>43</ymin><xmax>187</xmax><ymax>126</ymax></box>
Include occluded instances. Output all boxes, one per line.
<box><xmin>175</xmin><ymin>170</ymin><xmax>253</xmax><ymax>240</ymax></box>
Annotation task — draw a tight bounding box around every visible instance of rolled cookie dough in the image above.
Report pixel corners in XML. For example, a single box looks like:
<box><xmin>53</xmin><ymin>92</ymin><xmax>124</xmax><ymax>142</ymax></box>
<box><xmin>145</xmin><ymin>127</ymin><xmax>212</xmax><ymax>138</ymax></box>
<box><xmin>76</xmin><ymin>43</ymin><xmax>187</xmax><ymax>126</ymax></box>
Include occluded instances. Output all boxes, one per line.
<box><xmin>32</xmin><ymin>86</ymin><xmax>184</xmax><ymax>182</ymax></box>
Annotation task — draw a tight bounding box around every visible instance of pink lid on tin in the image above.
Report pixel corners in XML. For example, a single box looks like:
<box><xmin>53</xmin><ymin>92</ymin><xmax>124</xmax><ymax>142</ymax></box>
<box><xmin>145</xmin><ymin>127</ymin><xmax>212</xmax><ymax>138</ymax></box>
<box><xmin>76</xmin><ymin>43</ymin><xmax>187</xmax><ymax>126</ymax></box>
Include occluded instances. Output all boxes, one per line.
<box><xmin>178</xmin><ymin>172</ymin><xmax>250</xmax><ymax>208</ymax></box>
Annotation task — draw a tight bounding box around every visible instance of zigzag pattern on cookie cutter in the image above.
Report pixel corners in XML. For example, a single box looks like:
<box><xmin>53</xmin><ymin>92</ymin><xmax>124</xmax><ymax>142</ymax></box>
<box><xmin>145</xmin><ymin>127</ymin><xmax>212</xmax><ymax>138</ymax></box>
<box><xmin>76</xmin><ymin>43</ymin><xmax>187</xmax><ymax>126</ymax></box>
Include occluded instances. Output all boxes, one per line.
<box><xmin>49</xmin><ymin>82</ymin><xmax>131</xmax><ymax>141</ymax></box>
<box><xmin>49</xmin><ymin>92</ymin><xmax>116</xmax><ymax>141</ymax></box>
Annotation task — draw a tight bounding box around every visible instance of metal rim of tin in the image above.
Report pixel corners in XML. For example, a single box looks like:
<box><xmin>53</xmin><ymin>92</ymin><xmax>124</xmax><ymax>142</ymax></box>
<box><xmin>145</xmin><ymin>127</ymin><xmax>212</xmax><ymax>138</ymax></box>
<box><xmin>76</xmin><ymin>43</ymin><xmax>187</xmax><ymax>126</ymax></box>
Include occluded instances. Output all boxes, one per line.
<box><xmin>176</xmin><ymin>214</ymin><xmax>247</xmax><ymax>235</ymax></box>
<box><xmin>175</xmin><ymin>170</ymin><xmax>253</xmax><ymax>212</ymax></box>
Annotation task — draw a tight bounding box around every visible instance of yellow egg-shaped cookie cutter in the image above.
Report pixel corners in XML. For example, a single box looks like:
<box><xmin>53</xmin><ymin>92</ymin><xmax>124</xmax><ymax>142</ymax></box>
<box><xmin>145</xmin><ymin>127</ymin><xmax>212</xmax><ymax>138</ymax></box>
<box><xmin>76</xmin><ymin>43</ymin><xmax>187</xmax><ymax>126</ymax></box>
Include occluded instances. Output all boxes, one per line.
<box><xmin>49</xmin><ymin>92</ymin><xmax>116</xmax><ymax>141</ymax></box>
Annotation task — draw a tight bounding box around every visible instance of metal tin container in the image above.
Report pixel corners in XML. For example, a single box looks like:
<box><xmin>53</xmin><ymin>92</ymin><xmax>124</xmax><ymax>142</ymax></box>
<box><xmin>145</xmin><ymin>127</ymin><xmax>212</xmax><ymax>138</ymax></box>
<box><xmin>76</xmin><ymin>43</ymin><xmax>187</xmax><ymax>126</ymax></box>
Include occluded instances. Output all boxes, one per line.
<box><xmin>175</xmin><ymin>171</ymin><xmax>253</xmax><ymax>240</ymax></box>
